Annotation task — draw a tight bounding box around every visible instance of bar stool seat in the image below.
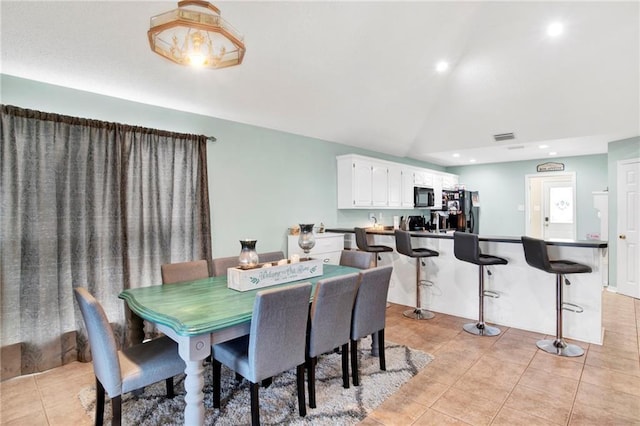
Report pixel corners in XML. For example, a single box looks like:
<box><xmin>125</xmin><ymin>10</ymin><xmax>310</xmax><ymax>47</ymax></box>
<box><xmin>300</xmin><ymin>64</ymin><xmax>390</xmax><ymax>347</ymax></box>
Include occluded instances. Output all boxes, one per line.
<box><xmin>521</xmin><ymin>236</ymin><xmax>591</xmax><ymax>357</ymax></box>
<box><xmin>394</xmin><ymin>229</ymin><xmax>439</xmax><ymax>320</ymax></box>
<box><xmin>454</xmin><ymin>232</ymin><xmax>508</xmax><ymax>336</ymax></box>
<box><xmin>355</xmin><ymin>227</ymin><xmax>393</xmax><ymax>267</ymax></box>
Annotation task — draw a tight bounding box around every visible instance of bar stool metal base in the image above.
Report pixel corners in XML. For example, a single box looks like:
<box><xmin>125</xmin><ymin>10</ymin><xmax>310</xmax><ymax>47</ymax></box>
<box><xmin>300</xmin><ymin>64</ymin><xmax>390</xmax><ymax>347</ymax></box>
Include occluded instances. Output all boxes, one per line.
<box><xmin>403</xmin><ymin>308</ymin><xmax>435</xmax><ymax>320</ymax></box>
<box><xmin>463</xmin><ymin>322</ymin><xmax>501</xmax><ymax>336</ymax></box>
<box><xmin>536</xmin><ymin>338</ymin><xmax>584</xmax><ymax>357</ymax></box>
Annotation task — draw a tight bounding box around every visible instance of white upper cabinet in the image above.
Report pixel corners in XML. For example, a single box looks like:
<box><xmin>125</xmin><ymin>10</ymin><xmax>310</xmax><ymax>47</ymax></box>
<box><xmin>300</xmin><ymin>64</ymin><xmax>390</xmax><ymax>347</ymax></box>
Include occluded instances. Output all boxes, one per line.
<box><xmin>337</xmin><ymin>154</ymin><xmax>457</xmax><ymax>209</ymax></box>
<box><xmin>387</xmin><ymin>165</ymin><xmax>403</xmax><ymax>207</ymax></box>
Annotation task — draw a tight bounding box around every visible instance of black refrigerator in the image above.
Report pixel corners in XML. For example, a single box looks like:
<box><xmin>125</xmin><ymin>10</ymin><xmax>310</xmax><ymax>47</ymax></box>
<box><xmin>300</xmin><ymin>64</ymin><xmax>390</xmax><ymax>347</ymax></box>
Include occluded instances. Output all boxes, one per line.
<box><xmin>443</xmin><ymin>190</ymin><xmax>480</xmax><ymax>233</ymax></box>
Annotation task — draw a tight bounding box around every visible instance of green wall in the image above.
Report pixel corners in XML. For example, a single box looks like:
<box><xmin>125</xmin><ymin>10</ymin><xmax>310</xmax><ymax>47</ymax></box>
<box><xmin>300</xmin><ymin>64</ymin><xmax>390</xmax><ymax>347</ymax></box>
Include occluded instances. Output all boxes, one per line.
<box><xmin>0</xmin><ymin>74</ymin><xmax>440</xmax><ymax>258</ymax></box>
<box><xmin>3</xmin><ymin>75</ymin><xmax>633</xmax><ymax>288</ymax></box>
<box><xmin>448</xmin><ymin>155</ymin><xmax>608</xmax><ymax>239</ymax></box>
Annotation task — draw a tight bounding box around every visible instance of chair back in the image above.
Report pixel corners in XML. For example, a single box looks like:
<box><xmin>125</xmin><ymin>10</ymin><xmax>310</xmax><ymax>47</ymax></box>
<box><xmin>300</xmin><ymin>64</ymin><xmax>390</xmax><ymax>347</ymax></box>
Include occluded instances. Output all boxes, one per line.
<box><xmin>258</xmin><ymin>251</ymin><xmax>285</xmax><ymax>263</ymax></box>
<box><xmin>308</xmin><ymin>273</ymin><xmax>360</xmax><ymax>358</ymax></box>
<box><xmin>161</xmin><ymin>260</ymin><xmax>209</xmax><ymax>284</ymax></box>
<box><xmin>394</xmin><ymin>229</ymin><xmax>414</xmax><ymax>257</ymax></box>
<box><xmin>248</xmin><ymin>282</ymin><xmax>312</xmax><ymax>382</ymax></box>
<box><xmin>453</xmin><ymin>232</ymin><xmax>480</xmax><ymax>264</ymax></box>
<box><xmin>339</xmin><ymin>250</ymin><xmax>373</xmax><ymax>269</ymax></box>
<box><xmin>351</xmin><ymin>266</ymin><xmax>393</xmax><ymax>340</ymax></box>
<box><xmin>74</xmin><ymin>287</ymin><xmax>122</xmax><ymax>396</ymax></box>
<box><xmin>211</xmin><ymin>256</ymin><xmax>239</xmax><ymax>276</ymax></box>
<box><xmin>354</xmin><ymin>228</ymin><xmax>373</xmax><ymax>251</ymax></box>
<box><xmin>521</xmin><ymin>236</ymin><xmax>553</xmax><ymax>272</ymax></box>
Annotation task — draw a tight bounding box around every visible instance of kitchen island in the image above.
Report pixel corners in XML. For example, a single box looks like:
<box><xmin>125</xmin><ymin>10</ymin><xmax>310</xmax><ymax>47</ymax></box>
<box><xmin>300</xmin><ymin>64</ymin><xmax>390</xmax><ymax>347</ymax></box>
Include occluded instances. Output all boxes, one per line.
<box><xmin>328</xmin><ymin>228</ymin><xmax>608</xmax><ymax>345</ymax></box>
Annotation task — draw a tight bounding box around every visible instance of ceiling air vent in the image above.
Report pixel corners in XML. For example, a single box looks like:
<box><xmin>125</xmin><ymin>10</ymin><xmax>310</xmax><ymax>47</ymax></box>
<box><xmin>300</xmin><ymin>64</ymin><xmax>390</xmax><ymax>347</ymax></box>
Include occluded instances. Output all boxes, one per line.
<box><xmin>507</xmin><ymin>145</ymin><xmax>525</xmax><ymax>150</ymax></box>
<box><xmin>493</xmin><ymin>132</ymin><xmax>515</xmax><ymax>142</ymax></box>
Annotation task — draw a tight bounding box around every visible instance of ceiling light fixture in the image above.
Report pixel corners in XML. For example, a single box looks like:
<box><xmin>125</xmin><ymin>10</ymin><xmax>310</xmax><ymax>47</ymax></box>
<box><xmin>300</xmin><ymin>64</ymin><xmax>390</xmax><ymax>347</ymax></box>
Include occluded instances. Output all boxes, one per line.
<box><xmin>549</xmin><ymin>151</ymin><xmax>557</xmax><ymax>156</ymax></box>
<box><xmin>148</xmin><ymin>0</ymin><xmax>246</xmax><ymax>69</ymax></box>
<box><xmin>436</xmin><ymin>61</ymin><xmax>449</xmax><ymax>73</ymax></box>
<box><xmin>469</xmin><ymin>159</ymin><xmax>477</xmax><ymax>163</ymax></box>
<box><xmin>452</xmin><ymin>153</ymin><xmax>460</xmax><ymax>158</ymax></box>
<box><xmin>539</xmin><ymin>144</ymin><xmax>549</xmax><ymax>149</ymax></box>
<box><xmin>547</xmin><ymin>22</ymin><xmax>564</xmax><ymax>37</ymax></box>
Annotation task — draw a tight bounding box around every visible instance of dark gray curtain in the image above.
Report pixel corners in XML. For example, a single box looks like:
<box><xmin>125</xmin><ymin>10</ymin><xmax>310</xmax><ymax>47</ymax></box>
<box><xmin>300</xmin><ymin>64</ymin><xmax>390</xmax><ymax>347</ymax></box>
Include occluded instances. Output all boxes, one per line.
<box><xmin>0</xmin><ymin>105</ymin><xmax>211</xmax><ymax>376</ymax></box>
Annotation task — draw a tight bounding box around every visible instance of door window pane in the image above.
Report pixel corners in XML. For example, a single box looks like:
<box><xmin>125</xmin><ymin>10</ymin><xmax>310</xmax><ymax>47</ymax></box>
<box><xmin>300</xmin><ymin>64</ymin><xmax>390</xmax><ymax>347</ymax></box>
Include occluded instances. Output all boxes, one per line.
<box><xmin>549</xmin><ymin>187</ymin><xmax>573</xmax><ymax>223</ymax></box>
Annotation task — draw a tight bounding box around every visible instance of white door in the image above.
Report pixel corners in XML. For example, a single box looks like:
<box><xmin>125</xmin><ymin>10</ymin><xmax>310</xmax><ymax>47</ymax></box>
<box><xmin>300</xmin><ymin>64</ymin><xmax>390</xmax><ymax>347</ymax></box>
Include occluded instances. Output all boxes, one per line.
<box><xmin>617</xmin><ymin>159</ymin><xmax>640</xmax><ymax>299</ymax></box>
<box><xmin>543</xmin><ymin>179</ymin><xmax>576</xmax><ymax>240</ymax></box>
<box><xmin>526</xmin><ymin>172</ymin><xmax>576</xmax><ymax>239</ymax></box>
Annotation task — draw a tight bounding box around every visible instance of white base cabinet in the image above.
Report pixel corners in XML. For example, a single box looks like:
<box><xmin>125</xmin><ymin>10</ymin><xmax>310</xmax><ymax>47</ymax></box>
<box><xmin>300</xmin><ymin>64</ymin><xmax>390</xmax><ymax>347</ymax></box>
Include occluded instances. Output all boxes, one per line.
<box><xmin>287</xmin><ymin>233</ymin><xmax>344</xmax><ymax>265</ymax></box>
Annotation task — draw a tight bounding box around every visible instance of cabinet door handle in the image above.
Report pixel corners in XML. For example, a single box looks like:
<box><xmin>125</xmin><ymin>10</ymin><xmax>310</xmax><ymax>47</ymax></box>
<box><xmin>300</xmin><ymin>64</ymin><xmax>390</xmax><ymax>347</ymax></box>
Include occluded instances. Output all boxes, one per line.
<box><xmin>619</xmin><ymin>234</ymin><xmax>626</xmax><ymax>239</ymax></box>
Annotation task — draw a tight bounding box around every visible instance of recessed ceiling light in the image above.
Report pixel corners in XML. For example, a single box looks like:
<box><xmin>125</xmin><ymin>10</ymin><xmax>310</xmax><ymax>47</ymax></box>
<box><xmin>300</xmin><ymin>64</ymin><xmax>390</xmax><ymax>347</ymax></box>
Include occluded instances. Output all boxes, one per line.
<box><xmin>452</xmin><ymin>153</ymin><xmax>460</xmax><ymax>158</ymax></box>
<box><xmin>469</xmin><ymin>159</ymin><xmax>476</xmax><ymax>163</ymax></box>
<box><xmin>539</xmin><ymin>144</ymin><xmax>549</xmax><ymax>149</ymax></box>
<box><xmin>436</xmin><ymin>61</ymin><xmax>449</xmax><ymax>73</ymax></box>
<box><xmin>549</xmin><ymin>151</ymin><xmax>557</xmax><ymax>156</ymax></box>
<box><xmin>547</xmin><ymin>22</ymin><xmax>564</xmax><ymax>37</ymax></box>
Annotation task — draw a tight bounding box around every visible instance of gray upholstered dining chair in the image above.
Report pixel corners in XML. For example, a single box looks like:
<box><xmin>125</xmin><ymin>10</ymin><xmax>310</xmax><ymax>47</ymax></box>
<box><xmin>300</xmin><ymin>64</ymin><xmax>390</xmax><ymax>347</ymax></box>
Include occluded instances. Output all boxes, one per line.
<box><xmin>258</xmin><ymin>251</ymin><xmax>285</xmax><ymax>263</ymax></box>
<box><xmin>74</xmin><ymin>287</ymin><xmax>185</xmax><ymax>426</ymax></box>
<box><xmin>350</xmin><ymin>265</ymin><xmax>393</xmax><ymax>386</ymax></box>
<box><xmin>212</xmin><ymin>282</ymin><xmax>312</xmax><ymax>426</ymax></box>
<box><xmin>160</xmin><ymin>259</ymin><xmax>210</xmax><ymax>284</ymax></box>
<box><xmin>306</xmin><ymin>272</ymin><xmax>360</xmax><ymax>408</ymax></box>
<box><xmin>339</xmin><ymin>250</ymin><xmax>373</xmax><ymax>270</ymax></box>
<box><xmin>211</xmin><ymin>256</ymin><xmax>239</xmax><ymax>277</ymax></box>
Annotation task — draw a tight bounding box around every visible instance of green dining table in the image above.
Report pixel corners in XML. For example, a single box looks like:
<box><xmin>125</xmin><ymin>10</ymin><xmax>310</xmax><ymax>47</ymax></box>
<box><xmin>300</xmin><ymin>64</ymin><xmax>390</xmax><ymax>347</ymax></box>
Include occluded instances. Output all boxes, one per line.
<box><xmin>119</xmin><ymin>264</ymin><xmax>360</xmax><ymax>426</ymax></box>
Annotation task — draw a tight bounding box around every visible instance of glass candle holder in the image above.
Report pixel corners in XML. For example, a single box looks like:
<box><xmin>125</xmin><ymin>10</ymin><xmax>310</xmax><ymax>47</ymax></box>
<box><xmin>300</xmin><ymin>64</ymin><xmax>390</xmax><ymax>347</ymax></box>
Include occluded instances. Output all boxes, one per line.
<box><xmin>238</xmin><ymin>239</ymin><xmax>259</xmax><ymax>269</ymax></box>
<box><xmin>298</xmin><ymin>224</ymin><xmax>315</xmax><ymax>257</ymax></box>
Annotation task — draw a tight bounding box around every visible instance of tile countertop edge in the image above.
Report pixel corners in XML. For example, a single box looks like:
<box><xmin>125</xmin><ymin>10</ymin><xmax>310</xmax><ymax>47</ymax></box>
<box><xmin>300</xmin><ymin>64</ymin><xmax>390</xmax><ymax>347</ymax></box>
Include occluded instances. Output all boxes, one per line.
<box><xmin>325</xmin><ymin>228</ymin><xmax>608</xmax><ymax>248</ymax></box>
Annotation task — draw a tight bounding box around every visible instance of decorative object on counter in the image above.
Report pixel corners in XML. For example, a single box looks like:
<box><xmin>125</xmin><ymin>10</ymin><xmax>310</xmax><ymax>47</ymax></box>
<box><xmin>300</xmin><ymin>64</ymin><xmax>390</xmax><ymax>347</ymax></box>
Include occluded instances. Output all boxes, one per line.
<box><xmin>227</xmin><ymin>258</ymin><xmax>323</xmax><ymax>292</ymax></box>
<box><xmin>238</xmin><ymin>239</ymin><xmax>259</xmax><ymax>269</ymax></box>
<box><xmin>453</xmin><ymin>232</ymin><xmax>508</xmax><ymax>337</ymax></box>
<box><xmin>288</xmin><ymin>225</ymin><xmax>300</xmax><ymax>235</ymax></box>
<box><xmin>318</xmin><ymin>222</ymin><xmax>325</xmax><ymax>233</ymax></box>
<box><xmin>298</xmin><ymin>224</ymin><xmax>316</xmax><ymax>257</ymax></box>
<box><xmin>521</xmin><ymin>236</ymin><xmax>591</xmax><ymax>357</ymax></box>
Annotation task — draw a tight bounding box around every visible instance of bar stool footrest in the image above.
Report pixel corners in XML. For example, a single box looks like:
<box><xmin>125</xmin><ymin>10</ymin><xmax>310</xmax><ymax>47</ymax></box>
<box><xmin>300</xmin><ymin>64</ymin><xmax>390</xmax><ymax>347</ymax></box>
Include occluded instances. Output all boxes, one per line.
<box><xmin>482</xmin><ymin>290</ymin><xmax>500</xmax><ymax>299</ymax></box>
<box><xmin>536</xmin><ymin>339</ymin><xmax>584</xmax><ymax>357</ymax></box>
<box><xmin>562</xmin><ymin>302</ymin><xmax>584</xmax><ymax>313</ymax></box>
<box><xmin>403</xmin><ymin>308</ymin><xmax>435</xmax><ymax>320</ymax></box>
<box><xmin>463</xmin><ymin>322</ymin><xmax>501</xmax><ymax>336</ymax></box>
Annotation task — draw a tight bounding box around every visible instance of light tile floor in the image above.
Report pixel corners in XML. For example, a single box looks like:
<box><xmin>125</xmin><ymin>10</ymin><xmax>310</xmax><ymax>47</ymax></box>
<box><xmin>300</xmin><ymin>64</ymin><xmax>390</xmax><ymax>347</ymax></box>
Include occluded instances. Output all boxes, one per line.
<box><xmin>1</xmin><ymin>291</ymin><xmax>638</xmax><ymax>425</ymax></box>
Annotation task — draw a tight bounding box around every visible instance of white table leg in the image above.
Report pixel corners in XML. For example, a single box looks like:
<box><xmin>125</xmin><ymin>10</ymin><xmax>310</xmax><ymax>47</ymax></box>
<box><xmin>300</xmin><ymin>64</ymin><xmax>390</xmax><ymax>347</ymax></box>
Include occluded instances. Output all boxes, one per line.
<box><xmin>184</xmin><ymin>360</ymin><xmax>205</xmax><ymax>425</ymax></box>
<box><xmin>158</xmin><ymin>325</ymin><xmax>210</xmax><ymax>426</ymax></box>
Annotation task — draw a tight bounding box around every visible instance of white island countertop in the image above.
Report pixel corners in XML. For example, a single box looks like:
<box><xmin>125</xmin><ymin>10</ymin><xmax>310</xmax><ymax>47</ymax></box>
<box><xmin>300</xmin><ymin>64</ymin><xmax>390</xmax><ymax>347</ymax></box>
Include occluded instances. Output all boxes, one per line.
<box><xmin>327</xmin><ymin>228</ymin><xmax>608</xmax><ymax>345</ymax></box>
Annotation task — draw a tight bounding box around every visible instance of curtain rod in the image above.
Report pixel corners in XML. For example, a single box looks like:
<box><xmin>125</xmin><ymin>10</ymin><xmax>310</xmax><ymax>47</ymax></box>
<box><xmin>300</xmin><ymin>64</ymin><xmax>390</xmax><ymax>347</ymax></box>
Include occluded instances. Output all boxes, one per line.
<box><xmin>206</xmin><ymin>136</ymin><xmax>217</xmax><ymax>142</ymax></box>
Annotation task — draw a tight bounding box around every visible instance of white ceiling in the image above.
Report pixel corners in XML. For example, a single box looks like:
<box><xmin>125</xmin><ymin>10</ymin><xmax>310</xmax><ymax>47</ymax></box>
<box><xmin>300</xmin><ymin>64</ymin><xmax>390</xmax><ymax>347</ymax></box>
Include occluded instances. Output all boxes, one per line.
<box><xmin>1</xmin><ymin>1</ymin><xmax>639</xmax><ymax>166</ymax></box>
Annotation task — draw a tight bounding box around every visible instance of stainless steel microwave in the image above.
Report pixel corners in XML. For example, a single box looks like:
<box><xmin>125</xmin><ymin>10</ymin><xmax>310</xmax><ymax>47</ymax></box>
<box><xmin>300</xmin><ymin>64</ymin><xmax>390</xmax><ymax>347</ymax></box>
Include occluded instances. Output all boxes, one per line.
<box><xmin>414</xmin><ymin>186</ymin><xmax>435</xmax><ymax>208</ymax></box>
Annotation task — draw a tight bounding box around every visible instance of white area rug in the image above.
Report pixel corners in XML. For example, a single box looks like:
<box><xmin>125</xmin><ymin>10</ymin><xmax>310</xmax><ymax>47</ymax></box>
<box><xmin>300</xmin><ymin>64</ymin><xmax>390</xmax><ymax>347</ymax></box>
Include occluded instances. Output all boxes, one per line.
<box><xmin>79</xmin><ymin>338</ymin><xmax>432</xmax><ymax>425</ymax></box>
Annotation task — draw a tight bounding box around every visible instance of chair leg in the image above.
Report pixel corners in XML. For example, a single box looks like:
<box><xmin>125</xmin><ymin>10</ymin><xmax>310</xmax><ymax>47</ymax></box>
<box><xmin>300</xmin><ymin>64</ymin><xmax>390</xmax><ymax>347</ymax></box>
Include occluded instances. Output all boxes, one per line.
<box><xmin>350</xmin><ymin>339</ymin><xmax>359</xmax><ymax>386</ymax></box>
<box><xmin>95</xmin><ymin>378</ymin><xmax>105</xmax><ymax>426</ymax></box>
<box><xmin>212</xmin><ymin>360</ymin><xmax>222</xmax><ymax>408</ymax></box>
<box><xmin>235</xmin><ymin>372</ymin><xmax>243</xmax><ymax>382</ymax></box>
<box><xmin>341</xmin><ymin>343</ymin><xmax>350</xmax><ymax>389</ymax></box>
<box><xmin>378</xmin><ymin>329</ymin><xmax>386</xmax><ymax>371</ymax></box>
<box><xmin>261</xmin><ymin>377</ymin><xmax>273</xmax><ymax>388</ymax></box>
<box><xmin>111</xmin><ymin>395</ymin><xmax>121</xmax><ymax>426</ymax></box>
<box><xmin>165</xmin><ymin>377</ymin><xmax>174</xmax><ymax>398</ymax></box>
<box><xmin>250</xmin><ymin>382</ymin><xmax>260</xmax><ymax>426</ymax></box>
<box><xmin>297</xmin><ymin>364</ymin><xmax>307</xmax><ymax>417</ymax></box>
<box><xmin>307</xmin><ymin>357</ymin><xmax>317</xmax><ymax>408</ymax></box>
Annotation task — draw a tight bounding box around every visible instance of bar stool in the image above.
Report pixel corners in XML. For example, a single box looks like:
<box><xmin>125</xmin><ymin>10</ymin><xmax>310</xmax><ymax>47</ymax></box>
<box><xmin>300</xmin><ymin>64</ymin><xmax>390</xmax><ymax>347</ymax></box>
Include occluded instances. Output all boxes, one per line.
<box><xmin>394</xmin><ymin>229</ymin><xmax>439</xmax><ymax>320</ymax></box>
<box><xmin>354</xmin><ymin>227</ymin><xmax>393</xmax><ymax>267</ymax></box>
<box><xmin>521</xmin><ymin>236</ymin><xmax>591</xmax><ymax>357</ymax></box>
<box><xmin>453</xmin><ymin>232</ymin><xmax>508</xmax><ymax>336</ymax></box>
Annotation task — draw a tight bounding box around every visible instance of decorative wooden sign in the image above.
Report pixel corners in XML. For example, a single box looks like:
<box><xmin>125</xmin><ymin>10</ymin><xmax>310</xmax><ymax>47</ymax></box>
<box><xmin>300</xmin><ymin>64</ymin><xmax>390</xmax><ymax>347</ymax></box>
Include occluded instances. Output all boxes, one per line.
<box><xmin>227</xmin><ymin>258</ymin><xmax>323</xmax><ymax>291</ymax></box>
<box><xmin>536</xmin><ymin>161</ymin><xmax>565</xmax><ymax>172</ymax></box>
